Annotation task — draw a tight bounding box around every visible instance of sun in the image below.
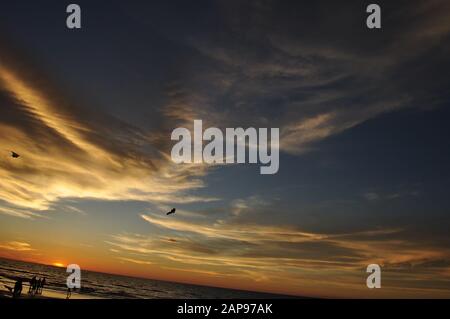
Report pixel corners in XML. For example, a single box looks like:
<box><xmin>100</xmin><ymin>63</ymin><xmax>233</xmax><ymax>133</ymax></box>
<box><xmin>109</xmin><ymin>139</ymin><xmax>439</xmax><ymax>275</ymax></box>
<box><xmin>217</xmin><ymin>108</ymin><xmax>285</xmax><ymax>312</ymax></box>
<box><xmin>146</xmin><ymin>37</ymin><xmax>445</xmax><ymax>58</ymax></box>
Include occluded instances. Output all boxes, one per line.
<box><xmin>52</xmin><ymin>262</ymin><xmax>65</xmax><ymax>268</ymax></box>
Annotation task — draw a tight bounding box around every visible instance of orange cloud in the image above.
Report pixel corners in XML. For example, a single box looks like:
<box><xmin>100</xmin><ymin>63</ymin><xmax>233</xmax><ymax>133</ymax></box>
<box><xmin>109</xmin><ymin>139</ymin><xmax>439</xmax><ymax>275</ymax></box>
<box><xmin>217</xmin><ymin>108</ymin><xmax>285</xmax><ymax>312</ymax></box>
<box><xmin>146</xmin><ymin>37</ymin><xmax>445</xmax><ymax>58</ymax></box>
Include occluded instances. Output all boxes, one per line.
<box><xmin>0</xmin><ymin>58</ymin><xmax>216</xmax><ymax>214</ymax></box>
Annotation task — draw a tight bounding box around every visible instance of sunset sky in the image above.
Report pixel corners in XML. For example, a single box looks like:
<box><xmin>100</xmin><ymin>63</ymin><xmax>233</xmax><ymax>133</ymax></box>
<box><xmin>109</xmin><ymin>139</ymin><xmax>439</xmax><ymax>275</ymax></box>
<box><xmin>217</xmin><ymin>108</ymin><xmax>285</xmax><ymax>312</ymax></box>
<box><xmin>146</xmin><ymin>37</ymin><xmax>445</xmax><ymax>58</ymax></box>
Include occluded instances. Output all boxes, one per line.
<box><xmin>1</xmin><ymin>0</ymin><xmax>450</xmax><ymax>298</ymax></box>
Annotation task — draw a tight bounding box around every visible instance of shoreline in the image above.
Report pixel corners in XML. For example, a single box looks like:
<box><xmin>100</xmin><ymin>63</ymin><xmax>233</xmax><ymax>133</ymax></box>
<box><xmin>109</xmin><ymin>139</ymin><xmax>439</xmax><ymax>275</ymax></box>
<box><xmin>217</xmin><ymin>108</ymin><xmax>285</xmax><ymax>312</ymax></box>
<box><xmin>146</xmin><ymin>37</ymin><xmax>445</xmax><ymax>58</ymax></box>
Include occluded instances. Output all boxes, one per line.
<box><xmin>0</xmin><ymin>287</ymin><xmax>101</xmax><ymax>299</ymax></box>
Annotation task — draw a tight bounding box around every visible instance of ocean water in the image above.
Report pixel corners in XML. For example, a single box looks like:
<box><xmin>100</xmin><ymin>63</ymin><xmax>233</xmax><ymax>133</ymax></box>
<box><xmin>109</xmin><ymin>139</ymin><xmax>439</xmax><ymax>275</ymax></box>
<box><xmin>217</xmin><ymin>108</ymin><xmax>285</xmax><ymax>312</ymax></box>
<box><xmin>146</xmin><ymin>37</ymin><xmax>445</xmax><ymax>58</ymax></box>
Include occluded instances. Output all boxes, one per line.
<box><xmin>0</xmin><ymin>258</ymin><xmax>293</xmax><ymax>299</ymax></box>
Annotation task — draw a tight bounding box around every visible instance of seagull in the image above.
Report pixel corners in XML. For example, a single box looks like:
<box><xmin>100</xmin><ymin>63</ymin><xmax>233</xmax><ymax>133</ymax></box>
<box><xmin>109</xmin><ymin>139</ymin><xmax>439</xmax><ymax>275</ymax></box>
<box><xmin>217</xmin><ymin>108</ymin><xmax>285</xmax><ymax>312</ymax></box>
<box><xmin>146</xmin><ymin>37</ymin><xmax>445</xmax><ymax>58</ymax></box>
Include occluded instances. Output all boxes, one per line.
<box><xmin>11</xmin><ymin>151</ymin><xmax>20</xmax><ymax>158</ymax></box>
<box><xmin>166</xmin><ymin>208</ymin><xmax>176</xmax><ymax>216</ymax></box>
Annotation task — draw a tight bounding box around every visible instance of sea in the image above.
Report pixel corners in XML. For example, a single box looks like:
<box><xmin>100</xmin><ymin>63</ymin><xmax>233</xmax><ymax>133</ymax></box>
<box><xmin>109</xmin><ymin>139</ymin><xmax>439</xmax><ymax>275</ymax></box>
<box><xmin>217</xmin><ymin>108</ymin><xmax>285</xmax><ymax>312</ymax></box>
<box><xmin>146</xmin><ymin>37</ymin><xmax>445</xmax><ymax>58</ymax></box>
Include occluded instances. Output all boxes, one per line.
<box><xmin>0</xmin><ymin>258</ymin><xmax>295</xmax><ymax>299</ymax></box>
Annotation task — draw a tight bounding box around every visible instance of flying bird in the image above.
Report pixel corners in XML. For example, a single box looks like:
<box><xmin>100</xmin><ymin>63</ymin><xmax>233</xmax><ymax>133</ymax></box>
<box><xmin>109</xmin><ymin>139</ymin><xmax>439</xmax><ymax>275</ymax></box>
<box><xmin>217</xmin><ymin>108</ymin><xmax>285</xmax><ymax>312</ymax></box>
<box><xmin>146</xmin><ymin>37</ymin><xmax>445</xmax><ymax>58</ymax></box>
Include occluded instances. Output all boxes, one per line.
<box><xmin>10</xmin><ymin>151</ymin><xmax>20</xmax><ymax>158</ymax></box>
<box><xmin>166</xmin><ymin>208</ymin><xmax>176</xmax><ymax>216</ymax></box>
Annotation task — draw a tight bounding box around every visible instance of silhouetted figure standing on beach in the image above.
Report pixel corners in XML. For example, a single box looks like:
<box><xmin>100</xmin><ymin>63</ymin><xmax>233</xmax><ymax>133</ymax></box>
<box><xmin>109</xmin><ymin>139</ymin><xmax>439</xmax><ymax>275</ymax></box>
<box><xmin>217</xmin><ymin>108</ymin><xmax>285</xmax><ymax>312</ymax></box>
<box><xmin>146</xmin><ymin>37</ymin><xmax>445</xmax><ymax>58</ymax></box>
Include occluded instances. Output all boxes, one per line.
<box><xmin>33</xmin><ymin>277</ymin><xmax>39</xmax><ymax>294</ymax></box>
<box><xmin>38</xmin><ymin>277</ymin><xmax>46</xmax><ymax>295</ymax></box>
<box><xmin>28</xmin><ymin>276</ymin><xmax>37</xmax><ymax>294</ymax></box>
<box><xmin>35</xmin><ymin>278</ymin><xmax>43</xmax><ymax>294</ymax></box>
<box><xmin>13</xmin><ymin>279</ymin><xmax>23</xmax><ymax>298</ymax></box>
<box><xmin>35</xmin><ymin>278</ymin><xmax>41</xmax><ymax>294</ymax></box>
<box><xmin>66</xmin><ymin>288</ymin><xmax>72</xmax><ymax>299</ymax></box>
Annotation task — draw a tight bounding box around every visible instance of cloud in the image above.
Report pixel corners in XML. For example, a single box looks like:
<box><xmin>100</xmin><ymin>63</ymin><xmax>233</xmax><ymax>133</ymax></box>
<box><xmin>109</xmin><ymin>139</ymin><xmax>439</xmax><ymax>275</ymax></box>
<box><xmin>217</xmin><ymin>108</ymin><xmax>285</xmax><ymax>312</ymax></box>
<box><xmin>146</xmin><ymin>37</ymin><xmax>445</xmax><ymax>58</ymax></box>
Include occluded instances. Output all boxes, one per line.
<box><xmin>0</xmin><ymin>241</ymin><xmax>34</xmax><ymax>251</ymax></box>
<box><xmin>60</xmin><ymin>205</ymin><xmax>87</xmax><ymax>216</ymax></box>
<box><xmin>107</xmin><ymin>225</ymin><xmax>450</xmax><ymax>296</ymax></box>
<box><xmin>140</xmin><ymin>213</ymin><xmax>326</xmax><ymax>243</ymax></box>
<box><xmin>155</xmin><ymin>0</ymin><xmax>450</xmax><ymax>155</ymax></box>
<box><xmin>363</xmin><ymin>192</ymin><xmax>380</xmax><ymax>201</ymax></box>
<box><xmin>362</xmin><ymin>189</ymin><xmax>421</xmax><ymax>202</ymax></box>
<box><xmin>117</xmin><ymin>257</ymin><xmax>153</xmax><ymax>265</ymax></box>
<box><xmin>2</xmin><ymin>1</ymin><xmax>449</xmax><ymax>212</ymax></box>
<box><xmin>104</xmin><ymin>195</ymin><xmax>450</xmax><ymax>296</ymax></box>
<box><xmin>0</xmin><ymin>206</ymin><xmax>41</xmax><ymax>219</ymax></box>
<box><xmin>0</xmin><ymin>45</ymin><xmax>216</xmax><ymax>213</ymax></box>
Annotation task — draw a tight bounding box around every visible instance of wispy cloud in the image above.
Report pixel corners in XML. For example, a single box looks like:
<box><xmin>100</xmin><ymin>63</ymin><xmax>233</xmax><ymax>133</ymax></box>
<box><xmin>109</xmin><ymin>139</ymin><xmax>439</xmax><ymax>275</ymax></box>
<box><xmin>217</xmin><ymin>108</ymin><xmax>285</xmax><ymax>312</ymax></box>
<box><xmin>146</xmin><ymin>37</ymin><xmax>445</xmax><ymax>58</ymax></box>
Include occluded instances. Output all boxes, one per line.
<box><xmin>0</xmin><ymin>241</ymin><xmax>34</xmax><ymax>251</ymax></box>
<box><xmin>117</xmin><ymin>257</ymin><xmax>153</xmax><ymax>265</ymax></box>
<box><xmin>156</xmin><ymin>0</ymin><xmax>450</xmax><ymax>156</ymax></box>
<box><xmin>0</xmin><ymin>49</ymin><xmax>216</xmax><ymax>212</ymax></box>
<box><xmin>104</xmin><ymin>195</ymin><xmax>450</xmax><ymax>297</ymax></box>
<box><xmin>0</xmin><ymin>206</ymin><xmax>41</xmax><ymax>219</ymax></box>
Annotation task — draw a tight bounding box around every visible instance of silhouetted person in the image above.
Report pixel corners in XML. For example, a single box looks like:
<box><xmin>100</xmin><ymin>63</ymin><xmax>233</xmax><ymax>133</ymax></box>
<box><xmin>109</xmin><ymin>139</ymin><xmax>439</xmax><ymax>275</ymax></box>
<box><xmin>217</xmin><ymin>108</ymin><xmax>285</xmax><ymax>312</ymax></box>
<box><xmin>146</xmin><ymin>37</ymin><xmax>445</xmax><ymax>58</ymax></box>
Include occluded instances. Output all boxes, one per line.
<box><xmin>35</xmin><ymin>278</ymin><xmax>43</xmax><ymax>294</ymax></box>
<box><xmin>13</xmin><ymin>279</ymin><xmax>23</xmax><ymax>298</ymax></box>
<box><xmin>35</xmin><ymin>278</ymin><xmax>41</xmax><ymax>294</ymax></box>
<box><xmin>166</xmin><ymin>208</ymin><xmax>176</xmax><ymax>215</ymax></box>
<box><xmin>66</xmin><ymin>288</ymin><xmax>72</xmax><ymax>299</ymax></box>
<box><xmin>39</xmin><ymin>277</ymin><xmax>46</xmax><ymax>295</ymax></box>
<box><xmin>28</xmin><ymin>276</ymin><xmax>37</xmax><ymax>294</ymax></box>
<box><xmin>33</xmin><ymin>276</ymin><xmax>39</xmax><ymax>293</ymax></box>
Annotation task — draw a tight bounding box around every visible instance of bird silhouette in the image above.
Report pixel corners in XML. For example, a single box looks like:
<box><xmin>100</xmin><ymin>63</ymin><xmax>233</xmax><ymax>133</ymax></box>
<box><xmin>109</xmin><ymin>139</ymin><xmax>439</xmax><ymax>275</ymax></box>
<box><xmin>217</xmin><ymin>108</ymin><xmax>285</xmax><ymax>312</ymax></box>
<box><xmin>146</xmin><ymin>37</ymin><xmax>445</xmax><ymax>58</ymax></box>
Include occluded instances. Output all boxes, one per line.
<box><xmin>11</xmin><ymin>151</ymin><xmax>20</xmax><ymax>158</ymax></box>
<box><xmin>166</xmin><ymin>208</ymin><xmax>176</xmax><ymax>215</ymax></box>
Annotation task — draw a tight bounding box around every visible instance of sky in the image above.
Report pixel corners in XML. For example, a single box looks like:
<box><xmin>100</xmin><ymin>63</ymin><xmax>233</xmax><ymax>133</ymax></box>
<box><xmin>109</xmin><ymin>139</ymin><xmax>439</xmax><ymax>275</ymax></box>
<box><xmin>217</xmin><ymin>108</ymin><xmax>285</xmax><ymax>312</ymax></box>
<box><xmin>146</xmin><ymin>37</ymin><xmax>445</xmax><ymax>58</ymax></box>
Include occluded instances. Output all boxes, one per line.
<box><xmin>0</xmin><ymin>0</ymin><xmax>450</xmax><ymax>298</ymax></box>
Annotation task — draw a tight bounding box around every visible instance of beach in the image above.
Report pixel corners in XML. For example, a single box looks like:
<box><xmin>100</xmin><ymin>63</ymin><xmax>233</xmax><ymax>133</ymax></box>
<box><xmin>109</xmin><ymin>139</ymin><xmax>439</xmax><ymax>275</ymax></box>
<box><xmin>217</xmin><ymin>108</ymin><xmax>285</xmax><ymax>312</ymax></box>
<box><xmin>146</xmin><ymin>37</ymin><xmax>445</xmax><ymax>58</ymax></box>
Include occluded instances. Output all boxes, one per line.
<box><xmin>0</xmin><ymin>288</ymin><xmax>99</xmax><ymax>299</ymax></box>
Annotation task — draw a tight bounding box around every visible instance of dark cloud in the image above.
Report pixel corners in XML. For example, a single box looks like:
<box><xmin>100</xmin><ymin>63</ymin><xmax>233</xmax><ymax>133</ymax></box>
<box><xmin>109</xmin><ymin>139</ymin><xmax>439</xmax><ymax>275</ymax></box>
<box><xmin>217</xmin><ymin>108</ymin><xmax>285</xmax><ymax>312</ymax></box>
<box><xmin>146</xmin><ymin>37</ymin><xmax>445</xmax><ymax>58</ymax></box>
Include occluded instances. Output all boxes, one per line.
<box><xmin>149</xmin><ymin>0</ymin><xmax>450</xmax><ymax>155</ymax></box>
